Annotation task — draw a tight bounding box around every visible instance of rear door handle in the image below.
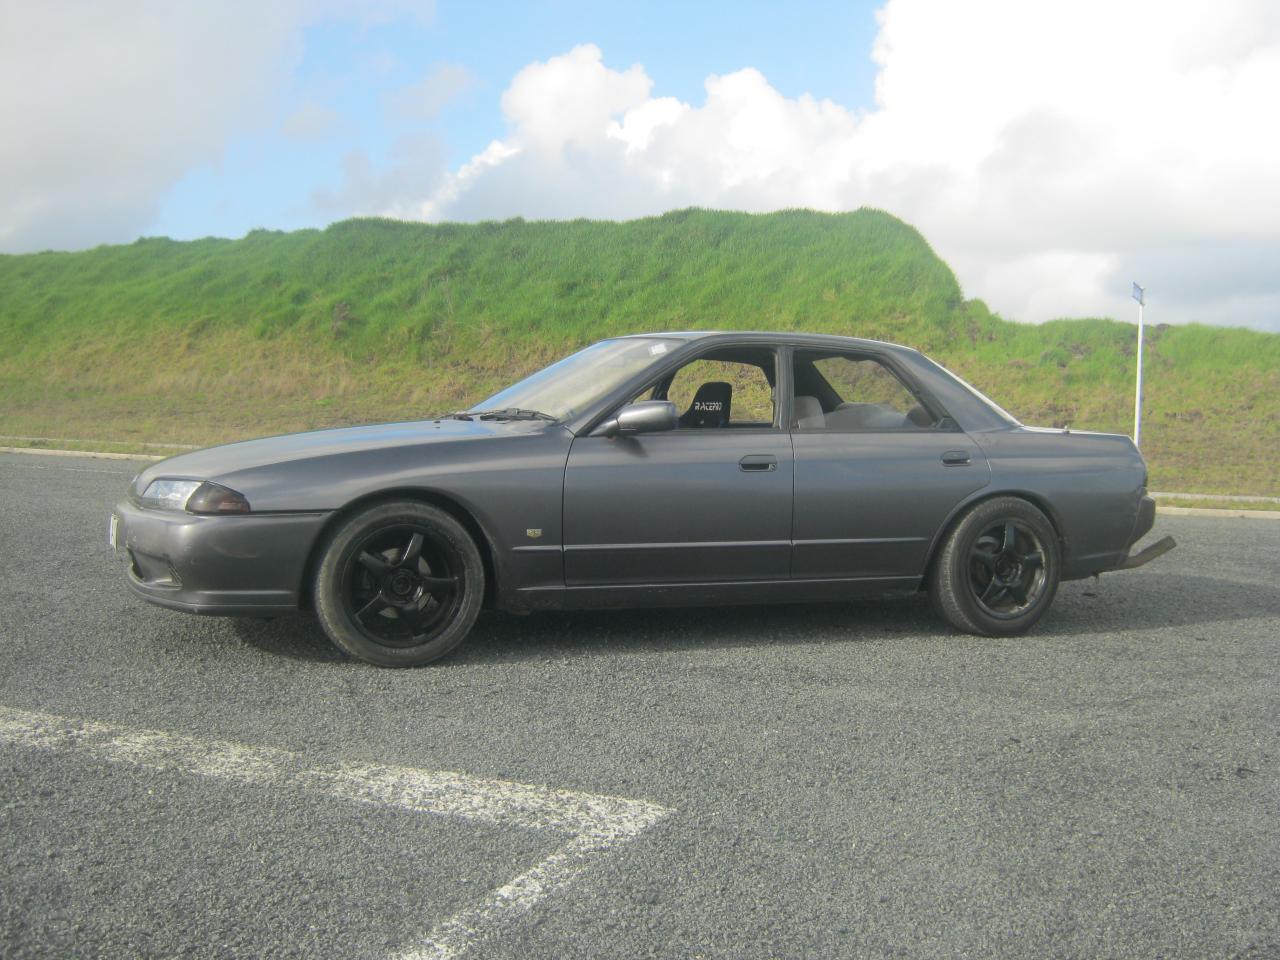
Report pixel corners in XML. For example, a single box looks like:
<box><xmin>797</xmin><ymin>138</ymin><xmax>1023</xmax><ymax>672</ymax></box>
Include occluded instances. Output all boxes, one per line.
<box><xmin>941</xmin><ymin>449</ymin><xmax>971</xmax><ymax>466</ymax></box>
<box><xmin>739</xmin><ymin>455</ymin><xmax>778</xmax><ymax>472</ymax></box>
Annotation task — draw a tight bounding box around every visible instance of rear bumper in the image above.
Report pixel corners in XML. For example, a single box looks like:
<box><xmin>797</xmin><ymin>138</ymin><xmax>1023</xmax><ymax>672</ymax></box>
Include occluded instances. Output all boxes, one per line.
<box><xmin>1131</xmin><ymin>494</ymin><xmax>1157</xmax><ymax>546</ymax></box>
<box><xmin>1063</xmin><ymin>494</ymin><xmax>1168</xmax><ymax>580</ymax></box>
<box><xmin>111</xmin><ymin>499</ymin><xmax>329</xmax><ymax>616</ymax></box>
<box><xmin>1105</xmin><ymin>495</ymin><xmax>1174</xmax><ymax>573</ymax></box>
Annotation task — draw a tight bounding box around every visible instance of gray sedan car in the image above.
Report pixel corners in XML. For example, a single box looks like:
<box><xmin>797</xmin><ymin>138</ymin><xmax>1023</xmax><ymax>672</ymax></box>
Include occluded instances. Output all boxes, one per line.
<box><xmin>111</xmin><ymin>331</ymin><xmax>1173</xmax><ymax>666</ymax></box>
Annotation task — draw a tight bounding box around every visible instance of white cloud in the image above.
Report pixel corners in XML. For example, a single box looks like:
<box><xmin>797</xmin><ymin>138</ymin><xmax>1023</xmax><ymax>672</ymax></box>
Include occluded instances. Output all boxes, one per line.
<box><xmin>388</xmin><ymin>62</ymin><xmax>474</xmax><ymax>121</ymax></box>
<box><xmin>0</xmin><ymin>2</ymin><xmax>292</xmax><ymax>251</ymax></box>
<box><xmin>312</xmin><ymin>135</ymin><xmax>446</xmax><ymax>219</ymax></box>
<box><xmin>0</xmin><ymin>0</ymin><xmax>429</xmax><ymax>253</ymax></box>
<box><xmin>420</xmin><ymin>6</ymin><xmax>1280</xmax><ymax>330</ymax></box>
<box><xmin>282</xmin><ymin>100</ymin><xmax>341</xmax><ymax>141</ymax></box>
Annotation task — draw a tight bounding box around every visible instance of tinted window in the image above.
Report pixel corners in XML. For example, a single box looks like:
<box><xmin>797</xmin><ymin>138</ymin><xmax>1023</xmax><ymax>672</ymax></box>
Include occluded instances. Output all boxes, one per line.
<box><xmin>793</xmin><ymin>353</ymin><xmax>936</xmax><ymax>431</ymax></box>
<box><xmin>664</xmin><ymin>359</ymin><xmax>774</xmax><ymax>426</ymax></box>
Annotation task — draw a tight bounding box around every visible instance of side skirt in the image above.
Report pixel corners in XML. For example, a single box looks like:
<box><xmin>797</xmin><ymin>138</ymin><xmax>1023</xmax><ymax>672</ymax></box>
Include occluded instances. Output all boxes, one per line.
<box><xmin>505</xmin><ymin>576</ymin><xmax>922</xmax><ymax>613</ymax></box>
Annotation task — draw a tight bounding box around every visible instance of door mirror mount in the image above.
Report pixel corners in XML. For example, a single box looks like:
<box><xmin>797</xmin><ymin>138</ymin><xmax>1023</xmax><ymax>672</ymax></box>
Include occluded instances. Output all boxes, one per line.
<box><xmin>597</xmin><ymin>400</ymin><xmax>678</xmax><ymax>438</ymax></box>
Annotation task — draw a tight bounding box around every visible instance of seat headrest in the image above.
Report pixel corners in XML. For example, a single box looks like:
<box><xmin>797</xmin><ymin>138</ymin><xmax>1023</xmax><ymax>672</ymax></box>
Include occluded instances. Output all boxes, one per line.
<box><xmin>906</xmin><ymin>404</ymin><xmax>934</xmax><ymax>428</ymax></box>
<box><xmin>792</xmin><ymin>395</ymin><xmax>824</xmax><ymax>429</ymax></box>
<box><xmin>679</xmin><ymin>381</ymin><xmax>732</xmax><ymax>427</ymax></box>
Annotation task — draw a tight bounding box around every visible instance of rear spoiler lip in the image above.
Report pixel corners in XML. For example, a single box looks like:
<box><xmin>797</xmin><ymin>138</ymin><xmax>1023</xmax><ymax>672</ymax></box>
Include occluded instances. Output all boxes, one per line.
<box><xmin>1114</xmin><ymin>535</ymin><xmax>1177</xmax><ymax>571</ymax></box>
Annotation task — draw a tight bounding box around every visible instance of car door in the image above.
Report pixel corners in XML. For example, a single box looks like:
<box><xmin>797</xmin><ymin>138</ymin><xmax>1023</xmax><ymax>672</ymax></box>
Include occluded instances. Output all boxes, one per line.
<box><xmin>562</xmin><ymin>349</ymin><xmax>793</xmax><ymax>586</ymax></box>
<box><xmin>790</xmin><ymin>350</ymin><xmax>991</xmax><ymax>581</ymax></box>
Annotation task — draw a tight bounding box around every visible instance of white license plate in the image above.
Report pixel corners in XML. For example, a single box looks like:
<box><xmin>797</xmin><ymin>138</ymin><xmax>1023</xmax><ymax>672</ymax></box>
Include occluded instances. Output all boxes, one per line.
<box><xmin>108</xmin><ymin>513</ymin><xmax>119</xmax><ymax>550</ymax></box>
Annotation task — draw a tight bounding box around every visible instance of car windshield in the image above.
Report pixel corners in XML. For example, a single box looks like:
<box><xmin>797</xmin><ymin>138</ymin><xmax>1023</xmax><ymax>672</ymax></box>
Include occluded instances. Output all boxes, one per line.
<box><xmin>469</xmin><ymin>337</ymin><xmax>680</xmax><ymax>421</ymax></box>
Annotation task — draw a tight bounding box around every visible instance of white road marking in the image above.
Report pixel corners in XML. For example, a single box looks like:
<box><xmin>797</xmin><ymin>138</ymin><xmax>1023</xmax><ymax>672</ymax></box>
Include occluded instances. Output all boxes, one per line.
<box><xmin>0</xmin><ymin>705</ymin><xmax>672</xmax><ymax>959</ymax></box>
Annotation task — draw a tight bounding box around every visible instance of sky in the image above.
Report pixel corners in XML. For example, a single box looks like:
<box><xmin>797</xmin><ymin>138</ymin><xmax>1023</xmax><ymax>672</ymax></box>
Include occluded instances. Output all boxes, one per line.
<box><xmin>2</xmin><ymin>0</ymin><xmax>1279</xmax><ymax>331</ymax></box>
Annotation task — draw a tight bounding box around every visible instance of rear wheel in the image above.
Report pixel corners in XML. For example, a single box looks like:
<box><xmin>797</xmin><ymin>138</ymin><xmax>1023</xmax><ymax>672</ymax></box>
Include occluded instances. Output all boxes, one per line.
<box><xmin>314</xmin><ymin>501</ymin><xmax>484</xmax><ymax>666</ymax></box>
<box><xmin>929</xmin><ymin>497</ymin><xmax>1060</xmax><ymax>636</ymax></box>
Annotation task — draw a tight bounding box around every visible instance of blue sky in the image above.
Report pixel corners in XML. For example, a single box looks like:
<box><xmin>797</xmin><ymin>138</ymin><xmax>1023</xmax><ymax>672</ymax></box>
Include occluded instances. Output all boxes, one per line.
<box><xmin>4</xmin><ymin>0</ymin><xmax>1279</xmax><ymax>329</ymax></box>
<box><xmin>151</xmin><ymin>1</ymin><xmax>882</xmax><ymax>242</ymax></box>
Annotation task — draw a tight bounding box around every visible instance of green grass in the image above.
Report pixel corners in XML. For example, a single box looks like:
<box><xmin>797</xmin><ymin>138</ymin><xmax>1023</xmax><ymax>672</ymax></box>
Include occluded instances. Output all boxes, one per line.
<box><xmin>1</xmin><ymin>208</ymin><xmax>1276</xmax><ymax>494</ymax></box>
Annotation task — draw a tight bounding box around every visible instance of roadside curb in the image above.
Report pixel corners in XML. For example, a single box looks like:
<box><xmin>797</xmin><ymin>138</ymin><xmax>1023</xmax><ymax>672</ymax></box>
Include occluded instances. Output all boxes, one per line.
<box><xmin>0</xmin><ymin>434</ymin><xmax>198</xmax><ymax>451</ymax></box>
<box><xmin>1152</xmin><ymin>491</ymin><xmax>1280</xmax><ymax>504</ymax></box>
<box><xmin>1158</xmin><ymin>505</ymin><xmax>1280</xmax><ymax>520</ymax></box>
<box><xmin>0</xmin><ymin>446</ymin><xmax>163</xmax><ymax>462</ymax></box>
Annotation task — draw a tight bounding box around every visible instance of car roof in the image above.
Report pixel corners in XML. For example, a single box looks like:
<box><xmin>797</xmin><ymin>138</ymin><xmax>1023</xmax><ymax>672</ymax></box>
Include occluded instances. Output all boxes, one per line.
<box><xmin>617</xmin><ymin>330</ymin><xmax>919</xmax><ymax>356</ymax></box>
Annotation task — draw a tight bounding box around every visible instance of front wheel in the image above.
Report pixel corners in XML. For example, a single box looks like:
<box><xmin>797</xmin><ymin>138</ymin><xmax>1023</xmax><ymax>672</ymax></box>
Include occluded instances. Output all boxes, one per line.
<box><xmin>313</xmin><ymin>501</ymin><xmax>485</xmax><ymax>666</ymax></box>
<box><xmin>929</xmin><ymin>497</ymin><xmax>1060</xmax><ymax>636</ymax></box>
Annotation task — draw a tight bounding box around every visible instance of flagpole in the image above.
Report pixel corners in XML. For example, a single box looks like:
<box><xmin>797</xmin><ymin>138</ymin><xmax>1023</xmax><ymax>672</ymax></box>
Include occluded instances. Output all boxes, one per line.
<box><xmin>1132</xmin><ymin>282</ymin><xmax>1145</xmax><ymax>447</ymax></box>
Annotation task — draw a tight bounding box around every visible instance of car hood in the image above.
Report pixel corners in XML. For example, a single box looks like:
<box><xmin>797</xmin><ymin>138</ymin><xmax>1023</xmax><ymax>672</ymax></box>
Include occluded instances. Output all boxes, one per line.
<box><xmin>133</xmin><ymin>417</ymin><xmax>547</xmax><ymax>495</ymax></box>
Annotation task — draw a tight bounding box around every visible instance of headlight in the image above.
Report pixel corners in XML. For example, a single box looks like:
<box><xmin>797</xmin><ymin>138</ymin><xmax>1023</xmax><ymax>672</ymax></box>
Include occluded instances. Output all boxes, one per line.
<box><xmin>140</xmin><ymin>479</ymin><xmax>250</xmax><ymax>514</ymax></box>
<box><xmin>141</xmin><ymin>479</ymin><xmax>201</xmax><ymax>510</ymax></box>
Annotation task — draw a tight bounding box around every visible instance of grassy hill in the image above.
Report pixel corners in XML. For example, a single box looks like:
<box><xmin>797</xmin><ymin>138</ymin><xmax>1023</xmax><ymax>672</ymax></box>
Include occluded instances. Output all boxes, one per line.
<box><xmin>1</xmin><ymin>208</ymin><xmax>1276</xmax><ymax>494</ymax></box>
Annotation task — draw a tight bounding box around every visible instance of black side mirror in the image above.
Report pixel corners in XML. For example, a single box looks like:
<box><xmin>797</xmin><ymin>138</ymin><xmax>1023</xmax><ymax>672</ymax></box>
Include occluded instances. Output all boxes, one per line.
<box><xmin>597</xmin><ymin>400</ymin><xmax>678</xmax><ymax>438</ymax></box>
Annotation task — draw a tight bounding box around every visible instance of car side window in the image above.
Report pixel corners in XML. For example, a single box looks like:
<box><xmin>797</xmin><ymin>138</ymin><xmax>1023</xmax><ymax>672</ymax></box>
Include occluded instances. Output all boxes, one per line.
<box><xmin>644</xmin><ymin>357</ymin><xmax>777</xmax><ymax>428</ymax></box>
<box><xmin>793</xmin><ymin>353</ymin><xmax>937</xmax><ymax>431</ymax></box>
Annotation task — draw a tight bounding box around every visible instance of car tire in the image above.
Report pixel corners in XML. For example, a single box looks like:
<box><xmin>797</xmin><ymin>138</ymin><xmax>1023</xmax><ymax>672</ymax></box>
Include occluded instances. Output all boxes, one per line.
<box><xmin>313</xmin><ymin>501</ymin><xmax>485</xmax><ymax>667</ymax></box>
<box><xmin>929</xmin><ymin>496</ymin><xmax>1060</xmax><ymax>637</ymax></box>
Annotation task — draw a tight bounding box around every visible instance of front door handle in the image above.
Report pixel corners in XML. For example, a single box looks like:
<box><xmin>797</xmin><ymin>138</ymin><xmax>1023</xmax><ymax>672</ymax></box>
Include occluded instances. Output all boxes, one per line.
<box><xmin>941</xmin><ymin>449</ymin><xmax>971</xmax><ymax>466</ymax></box>
<box><xmin>739</xmin><ymin>455</ymin><xmax>778</xmax><ymax>472</ymax></box>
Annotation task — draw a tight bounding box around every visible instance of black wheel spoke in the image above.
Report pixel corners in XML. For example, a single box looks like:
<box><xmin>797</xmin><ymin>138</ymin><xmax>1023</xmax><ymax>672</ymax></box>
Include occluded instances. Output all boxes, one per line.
<box><xmin>403</xmin><ymin>598</ymin><xmax>445</xmax><ymax>630</ymax></box>
<box><xmin>1001</xmin><ymin>521</ymin><xmax>1016</xmax><ymax>556</ymax></box>
<box><xmin>980</xmin><ymin>578</ymin><xmax>1005</xmax><ymax>603</ymax></box>
<box><xmin>414</xmin><ymin>604</ymin><xmax>445</xmax><ymax>627</ymax></box>
<box><xmin>358</xmin><ymin>551</ymin><xmax>391</xmax><ymax>575</ymax></box>
<box><xmin>971</xmin><ymin>548</ymin><xmax>998</xmax><ymax>571</ymax></box>
<box><xmin>1022</xmin><ymin>550</ymin><xmax>1044</xmax><ymax>571</ymax></box>
<box><xmin>1008</xmin><ymin>579</ymin><xmax>1029</xmax><ymax>605</ymax></box>
<box><xmin>355</xmin><ymin>594</ymin><xmax>390</xmax><ymax>621</ymax></box>
<box><xmin>400</xmin><ymin>532</ymin><xmax>424</xmax><ymax>568</ymax></box>
<box><xmin>421</xmin><ymin>575</ymin><xmax>457</xmax><ymax>596</ymax></box>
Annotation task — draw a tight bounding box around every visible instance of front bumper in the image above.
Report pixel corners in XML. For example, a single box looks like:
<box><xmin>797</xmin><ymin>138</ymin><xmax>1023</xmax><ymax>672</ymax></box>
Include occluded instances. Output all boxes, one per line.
<box><xmin>111</xmin><ymin>499</ymin><xmax>329</xmax><ymax>616</ymax></box>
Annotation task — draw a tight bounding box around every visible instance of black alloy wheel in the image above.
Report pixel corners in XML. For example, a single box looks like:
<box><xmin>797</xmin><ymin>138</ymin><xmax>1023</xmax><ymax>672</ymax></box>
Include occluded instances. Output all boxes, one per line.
<box><xmin>314</xmin><ymin>501</ymin><xmax>485</xmax><ymax>666</ymax></box>
<box><xmin>342</xmin><ymin>523</ymin><xmax>463</xmax><ymax>648</ymax></box>
<box><xmin>929</xmin><ymin>496</ymin><xmax>1061</xmax><ymax>636</ymax></box>
<box><xmin>966</xmin><ymin>519</ymin><xmax>1048</xmax><ymax>619</ymax></box>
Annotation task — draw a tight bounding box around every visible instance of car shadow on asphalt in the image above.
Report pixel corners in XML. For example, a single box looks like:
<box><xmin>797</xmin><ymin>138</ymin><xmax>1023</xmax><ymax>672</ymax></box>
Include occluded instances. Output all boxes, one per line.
<box><xmin>1041</xmin><ymin>571</ymin><xmax>1280</xmax><ymax>638</ymax></box>
<box><xmin>225</xmin><ymin>571</ymin><xmax>1279</xmax><ymax>666</ymax></box>
<box><xmin>455</xmin><ymin>599</ymin><xmax>932</xmax><ymax>665</ymax></box>
<box><xmin>455</xmin><ymin>571</ymin><xmax>1279</xmax><ymax>664</ymax></box>
<box><xmin>227</xmin><ymin>614</ymin><xmax>350</xmax><ymax>664</ymax></box>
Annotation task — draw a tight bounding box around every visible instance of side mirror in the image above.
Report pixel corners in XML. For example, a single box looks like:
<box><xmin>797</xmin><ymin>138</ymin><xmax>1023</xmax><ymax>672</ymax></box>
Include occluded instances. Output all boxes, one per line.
<box><xmin>597</xmin><ymin>400</ymin><xmax>678</xmax><ymax>438</ymax></box>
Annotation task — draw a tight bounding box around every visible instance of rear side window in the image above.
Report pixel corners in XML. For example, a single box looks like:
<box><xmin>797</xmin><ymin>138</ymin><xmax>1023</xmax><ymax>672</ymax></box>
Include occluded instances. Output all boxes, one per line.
<box><xmin>793</xmin><ymin>353</ymin><xmax>938</xmax><ymax>431</ymax></box>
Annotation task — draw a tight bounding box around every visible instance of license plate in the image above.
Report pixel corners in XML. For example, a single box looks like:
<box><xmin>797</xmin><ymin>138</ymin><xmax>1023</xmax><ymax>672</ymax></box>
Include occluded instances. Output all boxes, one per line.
<box><xmin>108</xmin><ymin>513</ymin><xmax>119</xmax><ymax>550</ymax></box>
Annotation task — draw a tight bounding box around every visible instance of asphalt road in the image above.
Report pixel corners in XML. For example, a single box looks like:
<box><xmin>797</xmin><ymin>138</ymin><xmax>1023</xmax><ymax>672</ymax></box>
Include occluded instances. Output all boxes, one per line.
<box><xmin>1</xmin><ymin>451</ymin><xmax>1277</xmax><ymax>959</ymax></box>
